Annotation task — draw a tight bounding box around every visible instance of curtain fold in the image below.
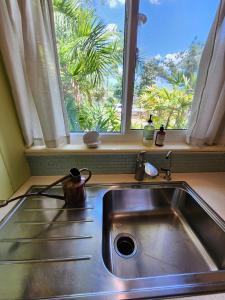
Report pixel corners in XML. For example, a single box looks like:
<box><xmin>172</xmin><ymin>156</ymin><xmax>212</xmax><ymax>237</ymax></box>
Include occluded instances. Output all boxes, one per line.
<box><xmin>186</xmin><ymin>0</ymin><xmax>225</xmax><ymax>146</ymax></box>
<box><xmin>0</xmin><ymin>0</ymin><xmax>69</xmax><ymax>148</ymax></box>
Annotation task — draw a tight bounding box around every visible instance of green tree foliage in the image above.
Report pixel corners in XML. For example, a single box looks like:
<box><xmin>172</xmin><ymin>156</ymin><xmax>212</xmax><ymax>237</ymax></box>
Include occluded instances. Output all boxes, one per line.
<box><xmin>133</xmin><ymin>40</ymin><xmax>203</xmax><ymax>129</ymax></box>
<box><xmin>135</xmin><ymin>74</ymin><xmax>193</xmax><ymax>129</ymax></box>
<box><xmin>53</xmin><ymin>0</ymin><xmax>122</xmax><ymax>131</ymax></box>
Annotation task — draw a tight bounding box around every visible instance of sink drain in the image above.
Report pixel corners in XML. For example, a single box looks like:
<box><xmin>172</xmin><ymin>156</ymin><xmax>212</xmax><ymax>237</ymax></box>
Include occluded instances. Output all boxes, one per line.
<box><xmin>114</xmin><ymin>234</ymin><xmax>137</xmax><ymax>258</ymax></box>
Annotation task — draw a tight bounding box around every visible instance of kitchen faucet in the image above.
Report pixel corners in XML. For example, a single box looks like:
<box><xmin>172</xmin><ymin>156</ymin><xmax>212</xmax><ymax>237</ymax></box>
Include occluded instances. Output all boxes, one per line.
<box><xmin>135</xmin><ymin>151</ymin><xmax>158</xmax><ymax>181</ymax></box>
<box><xmin>161</xmin><ymin>151</ymin><xmax>172</xmax><ymax>181</ymax></box>
<box><xmin>135</xmin><ymin>151</ymin><xmax>146</xmax><ymax>181</ymax></box>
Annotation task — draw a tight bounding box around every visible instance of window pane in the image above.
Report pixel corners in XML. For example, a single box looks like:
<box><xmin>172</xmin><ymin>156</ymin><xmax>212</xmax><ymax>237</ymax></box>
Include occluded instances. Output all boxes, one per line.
<box><xmin>53</xmin><ymin>0</ymin><xmax>125</xmax><ymax>132</ymax></box>
<box><xmin>131</xmin><ymin>0</ymin><xmax>220</xmax><ymax>129</ymax></box>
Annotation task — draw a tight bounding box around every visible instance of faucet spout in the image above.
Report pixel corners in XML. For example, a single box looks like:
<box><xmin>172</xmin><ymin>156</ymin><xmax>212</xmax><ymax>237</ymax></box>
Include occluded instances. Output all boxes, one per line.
<box><xmin>166</xmin><ymin>150</ymin><xmax>172</xmax><ymax>159</ymax></box>
<box><xmin>134</xmin><ymin>151</ymin><xmax>146</xmax><ymax>181</ymax></box>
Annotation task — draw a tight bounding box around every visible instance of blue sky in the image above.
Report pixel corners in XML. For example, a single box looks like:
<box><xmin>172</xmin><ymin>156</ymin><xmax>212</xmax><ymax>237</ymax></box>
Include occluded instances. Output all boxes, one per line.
<box><xmin>94</xmin><ymin>0</ymin><xmax>220</xmax><ymax>58</ymax></box>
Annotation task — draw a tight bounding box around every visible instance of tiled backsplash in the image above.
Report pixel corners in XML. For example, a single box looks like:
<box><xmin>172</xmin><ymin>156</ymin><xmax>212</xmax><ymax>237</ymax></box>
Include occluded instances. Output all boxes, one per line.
<box><xmin>26</xmin><ymin>152</ymin><xmax>225</xmax><ymax>175</ymax></box>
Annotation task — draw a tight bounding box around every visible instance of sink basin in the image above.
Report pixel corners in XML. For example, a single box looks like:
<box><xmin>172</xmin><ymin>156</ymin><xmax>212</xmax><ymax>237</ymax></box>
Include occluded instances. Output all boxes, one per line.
<box><xmin>1</xmin><ymin>182</ymin><xmax>225</xmax><ymax>299</ymax></box>
<box><xmin>102</xmin><ymin>185</ymin><xmax>224</xmax><ymax>279</ymax></box>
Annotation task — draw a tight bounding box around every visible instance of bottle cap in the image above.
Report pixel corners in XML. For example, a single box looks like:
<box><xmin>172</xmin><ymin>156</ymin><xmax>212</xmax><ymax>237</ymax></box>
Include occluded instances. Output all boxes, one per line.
<box><xmin>160</xmin><ymin>125</ymin><xmax>164</xmax><ymax>132</ymax></box>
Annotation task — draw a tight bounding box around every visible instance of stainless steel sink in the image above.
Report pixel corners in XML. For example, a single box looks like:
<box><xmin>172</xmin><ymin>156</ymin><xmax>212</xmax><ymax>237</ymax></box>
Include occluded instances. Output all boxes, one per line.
<box><xmin>102</xmin><ymin>187</ymin><xmax>219</xmax><ymax>278</ymax></box>
<box><xmin>1</xmin><ymin>182</ymin><xmax>225</xmax><ymax>299</ymax></box>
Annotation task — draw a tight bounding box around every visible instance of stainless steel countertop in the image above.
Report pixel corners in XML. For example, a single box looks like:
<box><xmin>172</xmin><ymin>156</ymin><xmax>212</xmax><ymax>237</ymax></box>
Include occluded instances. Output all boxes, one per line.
<box><xmin>1</xmin><ymin>182</ymin><xmax>225</xmax><ymax>299</ymax></box>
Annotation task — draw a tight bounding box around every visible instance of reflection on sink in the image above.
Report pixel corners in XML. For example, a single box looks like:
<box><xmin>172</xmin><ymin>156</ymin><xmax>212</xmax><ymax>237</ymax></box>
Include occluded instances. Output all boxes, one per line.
<box><xmin>102</xmin><ymin>186</ymin><xmax>224</xmax><ymax>279</ymax></box>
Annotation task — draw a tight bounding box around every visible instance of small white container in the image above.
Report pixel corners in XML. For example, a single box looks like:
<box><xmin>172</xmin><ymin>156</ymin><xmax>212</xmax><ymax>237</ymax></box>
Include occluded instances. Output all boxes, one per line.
<box><xmin>83</xmin><ymin>131</ymin><xmax>101</xmax><ymax>148</ymax></box>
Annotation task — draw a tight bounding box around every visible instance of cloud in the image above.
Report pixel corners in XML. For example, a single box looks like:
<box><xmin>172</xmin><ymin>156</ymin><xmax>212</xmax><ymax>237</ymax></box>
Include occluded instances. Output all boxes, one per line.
<box><xmin>106</xmin><ymin>23</ymin><xmax>119</xmax><ymax>41</ymax></box>
<box><xmin>149</xmin><ymin>0</ymin><xmax>160</xmax><ymax>5</ymax></box>
<box><xmin>165</xmin><ymin>53</ymin><xmax>179</xmax><ymax>61</ymax></box>
<box><xmin>154</xmin><ymin>54</ymin><xmax>161</xmax><ymax>60</ymax></box>
<box><xmin>107</xmin><ymin>0</ymin><xmax>125</xmax><ymax>8</ymax></box>
<box><xmin>165</xmin><ymin>52</ymin><xmax>185</xmax><ymax>64</ymax></box>
<box><xmin>106</xmin><ymin>23</ymin><xmax>118</xmax><ymax>32</ymax></box>
<box><xmin>105</xmin><ymin>23</ymin><xmax>121</xmax><ymax>43</ymax></box>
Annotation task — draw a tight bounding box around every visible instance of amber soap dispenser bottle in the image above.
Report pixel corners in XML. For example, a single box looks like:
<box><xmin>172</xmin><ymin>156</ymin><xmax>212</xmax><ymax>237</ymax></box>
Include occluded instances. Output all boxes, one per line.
<box><xmin>155</xmin><ymin>125</ymin><xmax>166</xmax><ymax>146</ymax></box>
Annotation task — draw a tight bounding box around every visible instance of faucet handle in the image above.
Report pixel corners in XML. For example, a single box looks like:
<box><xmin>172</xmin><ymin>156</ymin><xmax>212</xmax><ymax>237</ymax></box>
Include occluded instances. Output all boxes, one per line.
<box><xmin>161</xmin><ymin>168</ymin><xmax>172</xmax><ymax>181</ymax></box>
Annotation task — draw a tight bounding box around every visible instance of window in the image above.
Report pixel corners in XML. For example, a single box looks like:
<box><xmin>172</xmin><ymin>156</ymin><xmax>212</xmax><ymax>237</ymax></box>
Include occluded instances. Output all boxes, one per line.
<box><xmin>131</xmin><ymin>0</ymin><xmax>220</xmax><ymax>130</ymax></box>
<box><xmin>53</xmin><ymin>0</ymin><xmax>125</xmax><ymax>133</ymax></box>
<box><xmin>53</xmin><ymin>0</ymin><xmax>219</xmax><ymax>135</ymax></box>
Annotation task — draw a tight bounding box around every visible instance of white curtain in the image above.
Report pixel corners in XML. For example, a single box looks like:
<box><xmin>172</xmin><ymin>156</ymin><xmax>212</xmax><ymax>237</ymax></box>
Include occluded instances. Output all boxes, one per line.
<box><xmin>0</xmin><ymin>0</ymin><xmax>69</xmax><ymax>148</ymax></box>
<box><xmin>186</xmin><ymin>0</ymin><xmax>225</xmax><ymax>146</ymax></box>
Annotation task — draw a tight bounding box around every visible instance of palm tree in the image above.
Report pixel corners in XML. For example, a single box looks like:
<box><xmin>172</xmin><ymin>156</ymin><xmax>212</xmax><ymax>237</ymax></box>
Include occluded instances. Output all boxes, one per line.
<box><xmin>53</xmin><ymin>0</ymin><xmax>122</xmax><ymax>104</ymax></box>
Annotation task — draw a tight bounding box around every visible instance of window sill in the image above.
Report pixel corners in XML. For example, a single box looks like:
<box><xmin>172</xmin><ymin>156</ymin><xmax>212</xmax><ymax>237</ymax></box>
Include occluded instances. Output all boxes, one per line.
<box><xmin>25</xmin><ymin>142</ymin><xmax>225</xmax><ymax>156</ymax></box>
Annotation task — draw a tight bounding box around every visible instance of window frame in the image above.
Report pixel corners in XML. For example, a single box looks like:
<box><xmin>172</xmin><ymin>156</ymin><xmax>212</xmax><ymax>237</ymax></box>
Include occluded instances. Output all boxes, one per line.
<box><xmin>69</xmin><ymin>0</ymin><xmax>187</xmax><ymax>144</ymax></box>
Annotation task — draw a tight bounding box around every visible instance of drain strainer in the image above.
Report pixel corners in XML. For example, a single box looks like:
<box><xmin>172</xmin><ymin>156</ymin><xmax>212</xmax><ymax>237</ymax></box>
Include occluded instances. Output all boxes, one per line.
<box><xmin>114</xmin><ymin>233</ymin><xmax>137</xmax><ymax>258</ymax></box>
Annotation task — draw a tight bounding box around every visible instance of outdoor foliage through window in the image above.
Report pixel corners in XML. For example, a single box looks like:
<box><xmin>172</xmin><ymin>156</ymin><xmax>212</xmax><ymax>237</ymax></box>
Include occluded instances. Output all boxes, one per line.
<box><xmin>53</xmin><ymin>0</ymin><xmax>219</xmax><ymax>132</ymax></box>
<box><xmin>53</xmin><ymin>0</ymin><xmax>125</xmax><ymax>132</ymax></box>
<box><xmin>132</xmin><ymin>0</ymin><xmax>219</xmax><ymax>129</ymax></box>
